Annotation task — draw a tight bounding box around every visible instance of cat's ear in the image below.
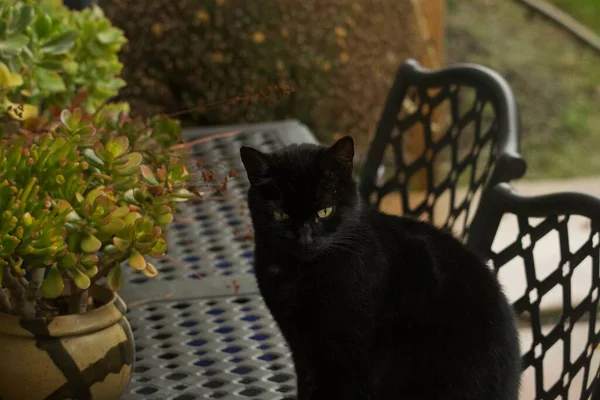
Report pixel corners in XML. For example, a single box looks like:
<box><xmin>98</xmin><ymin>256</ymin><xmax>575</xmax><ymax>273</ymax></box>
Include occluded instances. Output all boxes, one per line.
<box><xmin>240</xmin><ymin>146</ymin><xmax>272</xmax><ymax>185</ymax></box>
<box><xmin>322</xmin><ymin>136</ymin><xmax>354</xmax><ymax>175</ymax></box>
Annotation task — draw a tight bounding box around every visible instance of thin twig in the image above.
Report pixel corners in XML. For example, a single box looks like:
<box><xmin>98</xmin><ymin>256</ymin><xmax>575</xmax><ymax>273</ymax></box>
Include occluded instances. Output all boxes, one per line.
<box><xmin>127</xmin><ymin>292</ymin><xmax>174</xmax><ymax>309</ymax></box>
<box><xmin>166</xmin><ymin>84</ymin><xmax>294</xmax><ymax>119</ymax></box>
<box><xmin>170</xmin><ymin>130</ymin><xmax>241</xmax><ymax>151</ymax></box>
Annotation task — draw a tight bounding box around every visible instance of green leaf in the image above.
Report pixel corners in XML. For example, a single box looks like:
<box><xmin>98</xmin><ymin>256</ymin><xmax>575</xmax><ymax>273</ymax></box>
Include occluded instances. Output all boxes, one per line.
<box><xmin>112</xmin><ymin>237</ymin><xmax>131</xmax><ymax>252</ymax></box>
<box><xmin>103</xmin><ymin>244</ymin><xmax>121</xmax><ymax>257</ymax></box>
<box><xmin>124</xmin><ymin>212</ymin><xmax>141</xmax><ymax>225</ymax></box>
<box><xmin>1</xmin><ymin>235</ymin><xmax>20</xmax><ymax>255</ymax></box>
<box><xmin>0</xmin><ymin>34</ymin><xmax>29</xmax><ymax>54</ymax></box>
<box><xmin>34</xmin><ymin>68</ymin><xmax>66</xmax><ymax>92</ymax></box>
<box><xmin>96</xmin><ymin>27</ymin><xmax>124</xmax><ymax>44</ymax></box>
<box><xmin>59</xmin><ymin>109</ymin><xmax>71</xmax><ymax>128</ymax></box>
<box><xmin>106</xmin><ymin>136</ymin><xmax>129</xmax><ymax>158</ymax></box>
<box><xmin>111</xmin><ymin>206</ymin><xmax>130</xmax><ymax>218</ymax></box>
<box><xmin>40</xmin><ymin>31</ymin><xmax>79</xmax><ymax>55</ymax></box>
<box><xmin>98</xmin><ymin>217</ymin><xmax>126</xmax><ymax>235</ymax></box>
<box><xmin>79</xmin><ymin>254</ymin><xmax>98</xmax><ymax>268</ymax></box>
<box><xmin>82</xmin><ymin>148</ymin><xmax>105</xmax><ymax>166</ymax></box>
<box><xmin>106</xmin><ymin>265</ymin><xmax>123</xmax><ymax>291</ymax></box>
<box><xmin>59</xmin><ymin>252</ymin><xmax>78</xmax><ymax>269</ymax></box>
<box><xmin>81</xmin><ymin>232</ymin><xmax>102</xmax><ymax>253</ymax></box>
<box><xmin>37</xmin><ymin>59</ymin><xmax>63</xmax><ymax>70</ymax></box>
<box><xmin>68</xmin><ymin>267</ymin><xmax>91</xmax><ymax>290</ymax></box>
<box><xmin>10</xmin><ymin>5</ymin><xmax>34</xmax><ymax>34</ymax></box>
<box><xmin>128</xmin><ymin>249</ymin><xmax>146</xmax><ymax>271</ymax></box>
<box><xmin>62</xmin><ymin>59</ymin><xmax>78</xmax><ymax>74</ymax></box>
<box><xmin>96</xmin><ymin>78</ymin><xmax>126</xmax><ymax>91</ymax></box>
<box><xmin>41</xmin><ymin>266</ymin><xmax>64</xmax><ymax>299</ymax></box>
<box><xmin>82</xmin><ymin>264</ymin><xmax>98</xmax><ymax>278</ymax></box>
<box><xmin>150</xmin><ymin>238</ymin><xmax>168</xmax><ymax>258</ymax></box>
<box><xmin>34</xmin><ymin>14</ymin><xmax>52</xmax><ymax>38</ymax></box>
<box><xmin>156</xmin><ymin>213</ymin><xmax>174</xmax><ymax>225</ymax></box>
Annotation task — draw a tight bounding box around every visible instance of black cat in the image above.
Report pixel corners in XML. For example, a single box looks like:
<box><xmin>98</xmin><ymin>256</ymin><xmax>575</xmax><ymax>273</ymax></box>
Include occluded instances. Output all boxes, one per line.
<box><xmin>240</xmin><ymin>136</ymin><xmax>521</xmax><ymax>400</ymax></box>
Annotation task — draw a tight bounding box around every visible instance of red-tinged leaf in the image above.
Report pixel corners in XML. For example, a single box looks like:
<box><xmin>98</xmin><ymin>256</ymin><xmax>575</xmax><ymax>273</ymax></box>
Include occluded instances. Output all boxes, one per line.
<box><xmin>141</xmin><ymin>262</ymin><xmax>158</xmax><ymax>278</ymax></box>
<box><xmin>140</xmin><ymin>165</ymin><xmax>159</xmax><ymax>185</ymax></box>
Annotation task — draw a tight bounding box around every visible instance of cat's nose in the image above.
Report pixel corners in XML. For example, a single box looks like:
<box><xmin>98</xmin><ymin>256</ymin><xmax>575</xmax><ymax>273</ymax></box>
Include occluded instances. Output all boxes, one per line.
<box><xmin>298</xmin><ymin>224</ymin><xmax>313</xmax><ymax>247</ymax></box>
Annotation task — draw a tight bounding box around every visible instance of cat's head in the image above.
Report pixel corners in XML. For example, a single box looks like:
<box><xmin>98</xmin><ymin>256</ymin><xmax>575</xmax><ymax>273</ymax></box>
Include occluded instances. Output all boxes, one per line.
<box><xmin>240</xmin><ymin>136</ymin><xmax>361</xmax><ymax>259</ymax></box>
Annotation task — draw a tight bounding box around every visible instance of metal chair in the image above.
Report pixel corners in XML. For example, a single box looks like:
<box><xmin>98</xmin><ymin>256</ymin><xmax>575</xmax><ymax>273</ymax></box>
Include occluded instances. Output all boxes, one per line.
<box><xmin>359</xmin><ymin>59</ymin><xmax>526</xmax><ymax>253</ymax></box>
<box><xmin>484</xmin><ymin>183</ymin><xmax>600</xmax><ymax>399</ymax></box>
<box><xmin>360</xmin><ymin>59</ymin><xmax>600</xmax><ymax>399</ymax></box>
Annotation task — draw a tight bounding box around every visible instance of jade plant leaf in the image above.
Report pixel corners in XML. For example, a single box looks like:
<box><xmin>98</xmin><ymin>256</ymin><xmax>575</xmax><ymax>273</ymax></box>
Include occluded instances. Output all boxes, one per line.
<box><xmin>106</xmin><ymin>264</ymin><xmax>123</xmax><ymax>291</ymax></box>
<box><xmin>41</xmin><ymin>266</ymin><xmax>64</xmax><ymax>298</ymax></box>
<box><xmin>80</xmin><ymin>232</ymin><xmax>102</xmax><ymax>253</ymax></box>
<box><xmin>112</xmin><ymin>237</ymin><xmax>131</xmax><ymax>252</ymax></box>
<box><xmin>106</xmin><ymin>136</ymin><xmax>129</xmax><ymax>158</ymax></box>
<box><xmin>141</xmin><ymin>262</ymin><xmax>158</xmax><ymax>278</ymax></box>
<box><xmin>79</xmin><ymin>254</ymin><xmax>98</xmax><ymax>268</ymax></box>
<box><xmin>98</xmin><ymin>216</ymin><xmax>126</xmax><ymax>235</ymax></box>
<box><xmin>59</xmin><ymin>252</ymin><xmax>78</xmax><ymax>269</ymax></box>
<box><xmin>128</xmin><ymin>249</ymin><xmax>146</xmax><ymax>271</ymax></box>
<box><xmin>68</xmin><ymin>267</ymin><xmax>91</xmax><ymax>290</ymax></box>
<box><xmin>140</xmin><ymin>165</ymin><xmax>159</xmax><ymax>185</ymax></box>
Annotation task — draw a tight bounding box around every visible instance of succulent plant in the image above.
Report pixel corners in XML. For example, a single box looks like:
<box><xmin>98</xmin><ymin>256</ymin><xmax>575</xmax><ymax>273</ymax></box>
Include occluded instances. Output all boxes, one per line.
<box><xmin>0</xmin><ymin>0</ymin><xmax>126</xmax><ymax>118</ymax></box>
<box><xmin>0</xmin><ymin>106</ymin><xmax>197</xmax><ymax>318</ymax></box>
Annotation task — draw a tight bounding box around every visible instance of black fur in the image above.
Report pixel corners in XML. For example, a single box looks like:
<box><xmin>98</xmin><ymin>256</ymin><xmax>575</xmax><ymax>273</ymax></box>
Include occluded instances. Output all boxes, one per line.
<box><xmin>240</xmin><ymin>137</ymin><xmax>521</xmax><ymax>400</ymax></box>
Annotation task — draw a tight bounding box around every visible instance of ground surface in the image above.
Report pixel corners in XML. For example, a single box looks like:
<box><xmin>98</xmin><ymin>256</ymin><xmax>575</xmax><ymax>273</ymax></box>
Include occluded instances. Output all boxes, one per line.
<box><xmin>447</xmin><ymin>0</ymin><xmax>600</xmax><ymax>179</ymax></box>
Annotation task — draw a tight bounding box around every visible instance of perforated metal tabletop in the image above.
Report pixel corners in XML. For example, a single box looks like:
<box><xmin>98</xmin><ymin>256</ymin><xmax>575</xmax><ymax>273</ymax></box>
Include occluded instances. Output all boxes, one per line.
<box><xmin>121</xmin><ymin>120</ymin><xmax>318</xmax><ymax>400</ymax></box>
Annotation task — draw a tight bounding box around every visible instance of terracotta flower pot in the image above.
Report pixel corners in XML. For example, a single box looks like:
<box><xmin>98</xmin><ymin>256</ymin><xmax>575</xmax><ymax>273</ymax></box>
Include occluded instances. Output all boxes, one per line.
<box><xmin>0</xmin><ymin>285</ymin><xmax>134</xmax><ymax>400</ymax></box>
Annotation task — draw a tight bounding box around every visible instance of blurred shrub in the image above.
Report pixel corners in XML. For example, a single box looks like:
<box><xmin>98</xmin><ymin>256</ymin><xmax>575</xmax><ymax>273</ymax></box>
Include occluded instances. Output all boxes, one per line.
<box><xmin>0</xmin><ymin>0</ymin><xmax>126</xmax><ymax>116</ymax></box>
<box><xmin>101</xmin><ymin>0</ymin><xmax>421</xmax><ymax>146</ymax></box>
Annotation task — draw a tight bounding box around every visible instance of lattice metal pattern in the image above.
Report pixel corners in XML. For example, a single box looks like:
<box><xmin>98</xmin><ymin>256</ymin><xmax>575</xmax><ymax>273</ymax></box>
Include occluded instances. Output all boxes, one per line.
<box><xmin>124</xmin><ymin>131</ymin><xmax>278</xmax><ymax>287</ymax></box>
<box><xmin>365</xmin><ymin>82</ymin><xmax>498</xmax><ymax>241</ymax></box>
<box><xmin>123</xmin><ymin>296</ymin><xmax>296</xmax><ymax>400</ymax></box>
<box><xmin>491</xmin><ymin>207</ymin><xmax>600</xmax><ymax>399</ymax></box>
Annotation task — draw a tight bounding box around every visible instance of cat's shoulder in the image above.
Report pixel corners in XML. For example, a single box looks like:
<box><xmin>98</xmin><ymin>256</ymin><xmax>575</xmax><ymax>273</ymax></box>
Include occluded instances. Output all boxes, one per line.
<box><xmin>369</xmin><ymin>210</ymin><xmax>445</xmax><ymax>235</ymax></box>
<box><xmin>368</xmin><ymin>210</ymin><xmax>467</xmax><ymax>250</ymax></box>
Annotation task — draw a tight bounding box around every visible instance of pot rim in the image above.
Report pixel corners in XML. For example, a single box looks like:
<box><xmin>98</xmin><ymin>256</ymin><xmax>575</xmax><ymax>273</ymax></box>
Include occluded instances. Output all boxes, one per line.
<box><xmin>0</xmin><ymin>285</ymin><xmax>128</xmax><ymax>338</ymax></box>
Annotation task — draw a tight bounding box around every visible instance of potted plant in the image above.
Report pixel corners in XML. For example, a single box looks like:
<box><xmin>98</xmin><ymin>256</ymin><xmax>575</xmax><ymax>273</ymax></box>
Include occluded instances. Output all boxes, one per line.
<box><xmin>0</xmin><ymin>1</ymin><xmax>200</xmax><ymax>399</ymax></box>
<box><xmin>0</xmin><ymin>104</ymin><xmax>197</xmax><ymax>399</ymax></box>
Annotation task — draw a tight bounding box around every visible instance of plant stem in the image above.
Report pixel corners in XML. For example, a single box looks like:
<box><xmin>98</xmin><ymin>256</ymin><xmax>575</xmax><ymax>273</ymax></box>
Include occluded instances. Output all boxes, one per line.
<box><xmin>23</xmin><ymin>268</ymin><xmax>45</xmax><ymax>318</ymax></box>
<box><xmin>3</xmin><ymin>267</ymin><xmax>28</xmax><ymax>317</ymax></box>
<box><xmin>68</xmin><ymin>280</ymin><xmax>88</xmax><ymax>314</ymax></box>
<box><xmin>91</xmin><ymin>258</ymin><xmax>116</xmax><ymax>285</ymax></box>
<box><xmin>0</xmin><ymin>288</ymin><xmax>12</xmax><ymax>314</ymax></box>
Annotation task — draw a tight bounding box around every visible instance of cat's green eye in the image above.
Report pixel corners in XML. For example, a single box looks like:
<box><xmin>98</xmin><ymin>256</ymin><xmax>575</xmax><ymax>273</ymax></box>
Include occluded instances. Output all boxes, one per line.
<box><xmin>317</xmin><ymin>206</ymin><xmax>335</xmax><ymax>219</ymax></box>
<box><xmin>273</xmin><ymin>210</ymin><xmax>289</xmax><ymax>222</ymax></box>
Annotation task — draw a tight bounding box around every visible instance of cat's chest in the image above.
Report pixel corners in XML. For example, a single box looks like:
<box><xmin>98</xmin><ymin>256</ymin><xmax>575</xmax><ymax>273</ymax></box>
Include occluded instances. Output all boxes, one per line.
<box><xmin>257</xmin><ymin>262</ymin><xmax>359</xmax><ymax>321</ymax></box>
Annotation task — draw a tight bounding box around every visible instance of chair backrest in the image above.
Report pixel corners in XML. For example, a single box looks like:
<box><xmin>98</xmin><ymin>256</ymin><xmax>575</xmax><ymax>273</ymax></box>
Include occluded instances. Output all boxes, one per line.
<box><xmin>482</xmin><ymin>183</ymin><xmax>600</xmax><ymax>400</ymax></box>
<box><xmin>359</xmin><ymin>59</ymin><xmax>526</xmax><ymax>245</ymax></box>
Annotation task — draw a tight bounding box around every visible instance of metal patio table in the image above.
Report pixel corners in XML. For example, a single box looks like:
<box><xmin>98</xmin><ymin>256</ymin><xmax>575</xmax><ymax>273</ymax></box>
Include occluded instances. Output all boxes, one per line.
<box><xmin>121</xmin><ymin>121</ymin><xmax>317</xmax><ymax>400</ymax></box>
